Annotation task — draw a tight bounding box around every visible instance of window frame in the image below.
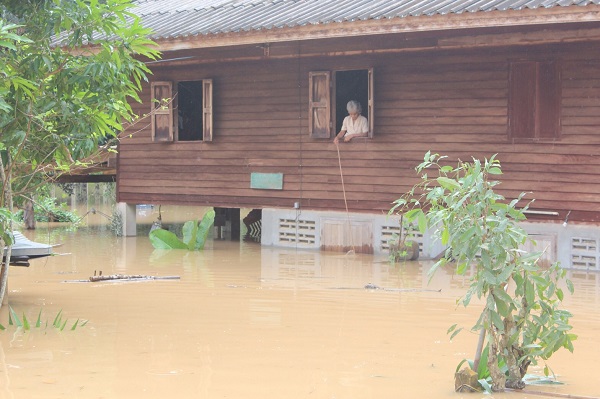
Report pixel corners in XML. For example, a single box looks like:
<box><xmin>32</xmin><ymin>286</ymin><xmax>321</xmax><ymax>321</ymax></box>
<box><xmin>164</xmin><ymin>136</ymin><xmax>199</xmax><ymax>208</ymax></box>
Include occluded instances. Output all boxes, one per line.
<box><xmin>508</xmin><ymin>60</ymin><xmax>561</xmax><ymax>142</ymax></box>
<box><xmin>151</xmin><ymin>79</ymin><xmax>214</xmax><ymax>143</ymax></box>
<box><xmin>308</xmin><ymin>67</ymin><xmax>374</xmax><ymax>139</ymax></box>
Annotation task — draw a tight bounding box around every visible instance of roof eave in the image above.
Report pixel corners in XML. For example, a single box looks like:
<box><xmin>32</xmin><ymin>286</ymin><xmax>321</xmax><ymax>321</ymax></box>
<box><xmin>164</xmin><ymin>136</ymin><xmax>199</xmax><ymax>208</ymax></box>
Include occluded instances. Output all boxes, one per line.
<box><xmin>150</xmin><ymin>6</ymin><xmax>600</xmax><ymax>51</ymax></box>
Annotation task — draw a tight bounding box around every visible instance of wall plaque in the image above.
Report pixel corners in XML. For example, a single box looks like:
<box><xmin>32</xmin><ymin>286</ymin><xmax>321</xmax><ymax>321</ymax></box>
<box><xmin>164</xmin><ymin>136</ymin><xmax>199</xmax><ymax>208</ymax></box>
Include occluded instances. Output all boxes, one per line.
<box><xmin>250</xmin><ymin>173</ymin><xmax>283</xmax><ymax>190</ymax></box>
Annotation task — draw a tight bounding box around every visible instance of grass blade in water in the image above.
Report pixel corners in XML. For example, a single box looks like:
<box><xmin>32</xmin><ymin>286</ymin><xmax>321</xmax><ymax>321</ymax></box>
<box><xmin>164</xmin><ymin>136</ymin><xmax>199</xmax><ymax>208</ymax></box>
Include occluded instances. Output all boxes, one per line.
<box><xmin>9</xmin><ymin>306</ymin><xmax>22</xmax><ymax>327</ymax></box>
<box><xmin>22</xmin><ymin>313</ymin><xmax>30</xmax><ymax>330</ymax></box>
<box><xmin>53</xmin><ymin>309</ymin><xmax>63</xmax><ymax>328</ymax></box>
<box><xmin>35</xmin><ymin>309</ymin><xmax>42</xmax><ymax>328</ymax></box>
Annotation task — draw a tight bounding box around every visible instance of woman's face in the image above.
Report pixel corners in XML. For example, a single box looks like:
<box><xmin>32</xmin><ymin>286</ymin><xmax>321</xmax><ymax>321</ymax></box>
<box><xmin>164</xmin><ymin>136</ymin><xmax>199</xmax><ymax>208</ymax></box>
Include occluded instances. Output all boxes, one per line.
<box><xmin>349</xmin><ymin>111</ymin><xmax>359</xmax><ymax>121</ymax></box>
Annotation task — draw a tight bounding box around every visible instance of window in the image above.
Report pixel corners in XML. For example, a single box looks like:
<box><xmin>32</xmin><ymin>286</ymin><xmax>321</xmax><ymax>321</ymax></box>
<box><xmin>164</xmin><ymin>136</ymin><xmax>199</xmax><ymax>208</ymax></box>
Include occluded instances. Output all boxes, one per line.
<box><xmin>309</xmin><ymin>68</ymin><xmax>373</xmax><ymax>139</ymax></box>
<box><xmin>151</xmin><ymin>80</ymin><xmax>213</xmax><ymax>142</ymax></box>
<box><xmin>508</xmin><ymin>61</ymin><xmax>560</xmax><ymax>141</ymax></box>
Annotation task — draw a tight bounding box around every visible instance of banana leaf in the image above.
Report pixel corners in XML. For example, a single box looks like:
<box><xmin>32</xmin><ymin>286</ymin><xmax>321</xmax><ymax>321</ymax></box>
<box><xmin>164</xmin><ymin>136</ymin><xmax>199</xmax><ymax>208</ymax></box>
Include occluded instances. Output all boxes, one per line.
<box><xmin>182</xmin><ymin>220</ymin><xmax>198</xmax><ymax>250</ymax></box>
<box><xmin>149</xmin><ymin>229</ymin><xmax>188</xmax><ymax>249</ymax></box>
<box><xmin>195</xmin><ymin>209</ymin><xmax>215</xmax><ymax>250</ymax></box>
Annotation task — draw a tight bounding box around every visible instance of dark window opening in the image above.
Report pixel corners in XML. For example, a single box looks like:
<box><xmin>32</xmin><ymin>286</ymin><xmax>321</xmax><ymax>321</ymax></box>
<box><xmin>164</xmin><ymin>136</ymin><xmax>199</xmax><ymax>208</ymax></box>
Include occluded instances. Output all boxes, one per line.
<box><xmin>334</xmin><ymin>69</ymin><xmax>369</xmax><ymax>133</ymax></box>
<box><xmin>177</xmin><ymin>81</ymin><xmax>204</xmax><ymax>141</ymax></box>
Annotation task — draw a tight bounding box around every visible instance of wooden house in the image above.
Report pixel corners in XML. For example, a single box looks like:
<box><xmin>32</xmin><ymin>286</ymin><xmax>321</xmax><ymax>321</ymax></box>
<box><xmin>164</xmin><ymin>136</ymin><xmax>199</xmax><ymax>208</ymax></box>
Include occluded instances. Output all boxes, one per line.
<box><xmin>117</xmin><ymin>0</ymin><xmax>600</xmax><ymax>269</ymax></box>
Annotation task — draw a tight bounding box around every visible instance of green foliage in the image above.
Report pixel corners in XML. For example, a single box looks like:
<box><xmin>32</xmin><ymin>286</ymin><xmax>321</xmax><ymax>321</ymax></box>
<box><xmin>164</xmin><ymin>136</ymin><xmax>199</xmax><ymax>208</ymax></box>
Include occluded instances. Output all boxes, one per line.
<box><xmin>15</xmin><ymin>196</ymin><xmax>79</xmax><ymax>223</ymax></box>
<box><xmin>387</xmin><ymin>215</ymin><xmax>419</xmax><ymax>263</ymax></box>
<box><xmin>0</xmin><ymin>0</ymin><xmax>158</xmax><ymax>305</ymax></box>
<box><xmin>0</xmin><ymin>207</ymin><xmax>14</xmax><ymax>246</ymax></box>
<box><xmin>391</xmin><ymin>152</ymin><xmax>575</xmax><ymax>392</ymax></box>
<box><xmin>149</xmin><ymin>229</ymin><xmax>190</xmax><ymax>250</ymax></box>
<box><xmin>1</xmin><ymin>1</ymin><xmax>158</xmax><ymax>201</ymax></box>
<box><xmin>1</xmin><ymin>306</ymin><xmax>87</xmax><ymax>331</ymax></box>
<box><xmin>109</xmin><ymin>207</ymin><xmax>123</xmax><ymax>237</ymax></box>
<box><xmin>149</xmin><ymin>209</ymin><xmax>216</xmax><ymax>251</ymax></box>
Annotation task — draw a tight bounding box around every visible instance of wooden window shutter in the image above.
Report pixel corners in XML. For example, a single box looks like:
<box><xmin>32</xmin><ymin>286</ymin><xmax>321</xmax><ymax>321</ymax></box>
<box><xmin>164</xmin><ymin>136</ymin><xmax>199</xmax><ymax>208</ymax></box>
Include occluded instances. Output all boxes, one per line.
<box><xmin>509</xmin><ymin>61</ymin><xmax>560</xmax><ymax>140</ymax></box>
<box><xmin>509</xmin><ymin>62</ymin><xmax>536</xmax><ymax>139</ymax></box>
<box><xmin>151</xmin><ymin>82</ymin><xmax>173</xmax><ymax>142</ymax></box>
<box><xmin>537</xmin><ymin>61</ymin><xmax>560</xmax><ymax>139</ymax></box>
<box><xmin>203</xmin><ymin>79</ymin><xmax>213</xmax><ymax>142</ymax></box>
<box><xmin>368</xmin><ymin>67</ymin><xmax>374</xmax><ymax>138</ymax></box>
<box><xmin>308</xmin><ymin>71</ymin><xmax>331</xmax><ymax>138</ymax></box>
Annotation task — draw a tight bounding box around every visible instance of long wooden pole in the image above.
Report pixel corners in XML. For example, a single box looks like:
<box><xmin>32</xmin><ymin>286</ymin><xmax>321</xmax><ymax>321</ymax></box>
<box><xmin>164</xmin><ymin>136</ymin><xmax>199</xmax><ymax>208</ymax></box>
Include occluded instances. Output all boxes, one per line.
<box><xmin>472</xmin><ymin>327</ymin><xmax>486</xmax><ymax>372</ymax></box>
<box><xmin>335</xmin><ymin>143</ymin><xmax>355</xmax><ymax>254</ymax></box>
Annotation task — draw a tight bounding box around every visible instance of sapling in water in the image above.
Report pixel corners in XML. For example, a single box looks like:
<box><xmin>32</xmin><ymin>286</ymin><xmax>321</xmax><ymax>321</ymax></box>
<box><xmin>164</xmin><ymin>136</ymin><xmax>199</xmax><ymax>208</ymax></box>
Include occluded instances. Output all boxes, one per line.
<box><xmin>390</xmin><ymin>152</ymin><xmax>576</xmax><ymax>392</ymax></box>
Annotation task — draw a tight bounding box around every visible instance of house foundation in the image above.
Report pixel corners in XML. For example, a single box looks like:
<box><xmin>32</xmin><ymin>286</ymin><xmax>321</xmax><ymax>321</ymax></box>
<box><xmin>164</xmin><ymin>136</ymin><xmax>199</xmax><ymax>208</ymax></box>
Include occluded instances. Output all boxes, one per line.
<box><xmin>260</xmin><ymin>208</ymin><xmax>444</xmax><ymax>259</ymax></box>
<box><xmin>117</xmin><ymin>202</ymin><xmax>137</xmax><ymax>237</ymax></box>
<box><xmin>261</xmin><ymin>208</ymin><xmax>600</xmax><ymax>271</ymax></box>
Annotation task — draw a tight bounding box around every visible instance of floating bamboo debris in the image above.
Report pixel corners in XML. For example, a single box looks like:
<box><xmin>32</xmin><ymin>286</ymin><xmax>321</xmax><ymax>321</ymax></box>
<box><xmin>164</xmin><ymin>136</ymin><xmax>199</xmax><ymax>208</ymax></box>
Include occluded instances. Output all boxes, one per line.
<box><xmin>62</xmin><ymin>274</ymin><xmax>181</xmax><ymax>283</ymax></box>
<box><xmin>89</xmin><ymin>274</ymin><xmax>180</xmax><ymax>282</ymax></box>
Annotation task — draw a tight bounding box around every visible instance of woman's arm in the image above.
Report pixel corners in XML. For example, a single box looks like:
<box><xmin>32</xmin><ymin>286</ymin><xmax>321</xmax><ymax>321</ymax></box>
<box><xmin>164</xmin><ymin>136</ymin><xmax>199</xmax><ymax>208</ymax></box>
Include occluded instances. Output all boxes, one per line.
<box><xmin>333</xmin><ymin>129</ymin><xmax>346</xmax><ymax>144</ymax></box>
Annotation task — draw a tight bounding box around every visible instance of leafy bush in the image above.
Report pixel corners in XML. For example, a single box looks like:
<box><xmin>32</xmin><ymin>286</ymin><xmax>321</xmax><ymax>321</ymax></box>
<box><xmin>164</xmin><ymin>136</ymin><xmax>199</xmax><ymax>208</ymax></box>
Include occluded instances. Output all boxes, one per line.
<box><xmin>391</xmin><ymin>153</ymin><xmax>575</xmax><ymax>392</ymax></box>
<box><xmin>15</xmin><ymin>197</ymin><xmax>78</xmax><ymax>223</ymax></box>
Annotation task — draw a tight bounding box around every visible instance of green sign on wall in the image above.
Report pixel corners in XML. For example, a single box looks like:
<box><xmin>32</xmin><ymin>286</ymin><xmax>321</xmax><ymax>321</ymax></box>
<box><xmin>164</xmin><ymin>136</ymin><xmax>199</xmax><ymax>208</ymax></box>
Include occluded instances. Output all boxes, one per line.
<box><xmin>250</xmin><ymin>173</ymin><xmax>283</xmax><ymax>190</ymax></box>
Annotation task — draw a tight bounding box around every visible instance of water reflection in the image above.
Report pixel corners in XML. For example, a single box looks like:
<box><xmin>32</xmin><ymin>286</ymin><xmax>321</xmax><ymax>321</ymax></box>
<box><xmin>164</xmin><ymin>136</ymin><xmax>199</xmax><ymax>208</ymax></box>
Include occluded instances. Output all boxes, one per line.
<box><xmin>1</xmin><ymin>210</ymin><xmax>599</xmax><ymax>399</ymax></box>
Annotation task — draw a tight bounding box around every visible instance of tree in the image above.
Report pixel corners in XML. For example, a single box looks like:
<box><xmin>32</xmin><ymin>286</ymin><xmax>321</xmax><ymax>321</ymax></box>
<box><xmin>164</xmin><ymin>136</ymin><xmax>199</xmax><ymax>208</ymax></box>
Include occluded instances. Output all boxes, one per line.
<box><xmin>390</xmin><ymin>152</ymin><xmax>575</xmax><ymax>392</ymax></box>
<box><xmin>0</xmin><ymin>0</ymin><xmax>159</xmax><ymax>306</ymax></box>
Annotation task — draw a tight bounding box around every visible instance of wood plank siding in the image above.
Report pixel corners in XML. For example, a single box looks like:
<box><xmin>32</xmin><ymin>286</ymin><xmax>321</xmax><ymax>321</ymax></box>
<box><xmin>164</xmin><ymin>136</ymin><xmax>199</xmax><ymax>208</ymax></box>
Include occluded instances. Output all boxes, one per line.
<box><xmin>118</xmin><ymin>40</ymin><xmax>600</xmax><ymax>223</ymax></box>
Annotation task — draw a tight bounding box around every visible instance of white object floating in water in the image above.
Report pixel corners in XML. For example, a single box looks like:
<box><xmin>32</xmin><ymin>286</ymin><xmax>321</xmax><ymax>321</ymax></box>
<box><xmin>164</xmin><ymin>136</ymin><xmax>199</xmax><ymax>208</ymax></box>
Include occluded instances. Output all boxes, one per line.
<box><xmin>8</xmin><ymin>231</ymin><xmax>53</xmax><ymax>259</ymax></box>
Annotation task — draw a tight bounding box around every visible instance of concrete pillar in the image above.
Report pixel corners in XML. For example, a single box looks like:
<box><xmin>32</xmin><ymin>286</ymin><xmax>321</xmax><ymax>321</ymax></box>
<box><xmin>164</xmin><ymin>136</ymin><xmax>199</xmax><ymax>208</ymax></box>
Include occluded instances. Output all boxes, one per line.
<box><xmin>117</xmin><ymin>202</ymin><xmax>137</xmax><ymax>237</ymax></box>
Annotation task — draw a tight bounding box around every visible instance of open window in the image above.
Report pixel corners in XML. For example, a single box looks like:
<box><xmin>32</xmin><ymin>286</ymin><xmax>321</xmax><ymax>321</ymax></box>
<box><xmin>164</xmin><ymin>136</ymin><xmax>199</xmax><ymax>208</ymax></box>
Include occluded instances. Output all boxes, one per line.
<box><xmin>309</xmin><ymin>68</ymin><xmax>373</xmax><ymax>139</ymax></box>
<box><xmin>509</xmin><ymin>61</ymin><xmax>560</xmax><ymax>141</ymax></box>
<box><xmin>151</xmin><ymin>80</ymin><xmax>213</xmax><ymax>142</ymax></box>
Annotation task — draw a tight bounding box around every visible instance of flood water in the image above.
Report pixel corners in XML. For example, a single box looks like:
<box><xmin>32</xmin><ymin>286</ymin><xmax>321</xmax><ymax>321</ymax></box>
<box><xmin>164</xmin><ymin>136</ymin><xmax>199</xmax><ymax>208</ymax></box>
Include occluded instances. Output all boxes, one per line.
<box><xmin>1</xmin><ymin>206</ymin><xmax>599</xmax><ymax>399</ymax></box>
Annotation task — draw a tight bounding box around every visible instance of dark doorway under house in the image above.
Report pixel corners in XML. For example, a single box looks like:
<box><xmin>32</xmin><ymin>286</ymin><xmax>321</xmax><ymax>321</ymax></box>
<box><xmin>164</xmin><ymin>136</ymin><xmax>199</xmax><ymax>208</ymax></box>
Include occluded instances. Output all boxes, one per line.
<box><xmin>214</xmin><ymin>208</ymin><xmax>262</xmax><ymax>242</ymax></box>
<box><xmin>214</xmin><ymin>207</ymin><xmax>240</xmax><ymax>240</ymax></box>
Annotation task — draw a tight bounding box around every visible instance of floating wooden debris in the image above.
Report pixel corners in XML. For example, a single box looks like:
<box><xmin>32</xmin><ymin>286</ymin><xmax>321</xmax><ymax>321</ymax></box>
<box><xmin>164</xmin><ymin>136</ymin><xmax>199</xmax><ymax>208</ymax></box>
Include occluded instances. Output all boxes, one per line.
<box><xmin>89</xmin><ymin>274</ymin><xmax>180</xmax><ymax>282</ymax></box>
<box><xmin>63</xmin><ymin>274</ymin><xmax>180</xmax><ymax>283</ymax></box>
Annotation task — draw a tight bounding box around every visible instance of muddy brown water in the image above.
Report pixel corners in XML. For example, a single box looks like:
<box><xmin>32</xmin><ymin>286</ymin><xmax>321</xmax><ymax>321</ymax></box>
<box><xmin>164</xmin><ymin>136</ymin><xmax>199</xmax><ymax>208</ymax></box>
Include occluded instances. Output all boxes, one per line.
<box><xmin>1</xmin><ymin>207</ymin><xmax>599</xmax><ymax>399</ymax></box>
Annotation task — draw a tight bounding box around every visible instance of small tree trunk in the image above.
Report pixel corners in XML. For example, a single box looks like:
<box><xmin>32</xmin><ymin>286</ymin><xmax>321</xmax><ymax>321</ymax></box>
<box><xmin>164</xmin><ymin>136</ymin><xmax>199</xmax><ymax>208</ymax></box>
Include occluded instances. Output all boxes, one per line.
<box><xmin>0</xmin><ymin>247</ymin><xmax>9</xmax><ymax>306</ymax></box>
<box><xmin>502</xmin><ymin>314</ymin><xmax>526</xmax><ymax>389</ymax></box>
<box><xmin>24</xmin><ymin>200</ymin><xmax>35</xmax><ymax>229</ymax></box>
<box><xmin>484</xmin><ymin>310</ymin><xmax>506</xmax><ymax>392</ymax></box>
<box><xmin>487</xmin><ymin>338</ymin><xmax>506</xmax><ymax>391</ymax></box>
<box><xmin>0</xmin><ymin>152</ymin><xmax>14</xmax><ymax>308</ymax></box>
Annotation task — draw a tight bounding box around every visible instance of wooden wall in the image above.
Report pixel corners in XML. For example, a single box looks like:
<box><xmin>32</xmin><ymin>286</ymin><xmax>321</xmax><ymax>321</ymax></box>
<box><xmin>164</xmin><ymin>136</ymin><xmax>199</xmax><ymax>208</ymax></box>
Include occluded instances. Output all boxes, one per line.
<box><xmin>117</xmin><ymin>41</ymin><xmax>600</xmax><ymax>223</ymax></box>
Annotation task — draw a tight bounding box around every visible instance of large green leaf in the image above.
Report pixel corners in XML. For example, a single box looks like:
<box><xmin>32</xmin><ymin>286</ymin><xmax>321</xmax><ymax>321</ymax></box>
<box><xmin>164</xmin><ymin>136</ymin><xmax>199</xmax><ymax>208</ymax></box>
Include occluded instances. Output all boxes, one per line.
<box><xmin>182</xmin><ymin>220</ymin><xmax>199</xmax><ymax>250</ymax></box>
<box><xmin>149</xmin><ymin>229</ymin><xmax>188</xmax><ymax>250</ymax></box>
<box><xmin>195</xmin><ymin>209</ymin><xmax>215</xmax><ymax>250</ymax></box>
<box><xmin>437</xmin><ymin>176</ymin><xmax>460</xmax><ymax>190</ymax></box>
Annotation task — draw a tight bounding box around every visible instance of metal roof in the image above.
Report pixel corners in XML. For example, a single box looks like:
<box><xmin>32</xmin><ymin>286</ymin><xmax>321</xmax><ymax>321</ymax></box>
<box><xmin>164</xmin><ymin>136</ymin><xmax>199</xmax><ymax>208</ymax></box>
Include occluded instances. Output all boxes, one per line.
<box><xmin>131</xmin><ymin>0</ymin><xmax>600</xmax><ymax>39</ymax></box>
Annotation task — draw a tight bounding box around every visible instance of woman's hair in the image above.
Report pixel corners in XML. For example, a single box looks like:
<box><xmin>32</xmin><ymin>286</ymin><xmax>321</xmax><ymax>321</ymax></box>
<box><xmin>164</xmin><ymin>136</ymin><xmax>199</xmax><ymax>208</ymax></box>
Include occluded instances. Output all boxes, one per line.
<box><xmin>346</xmin><ymin>100</ymin><xmax>362</xmax><ymax>114</ymax></box>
